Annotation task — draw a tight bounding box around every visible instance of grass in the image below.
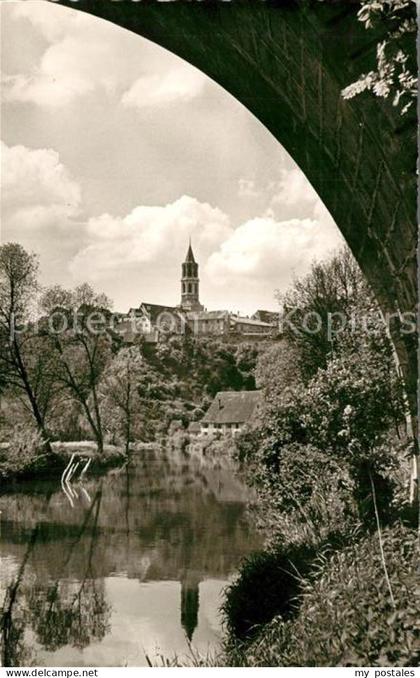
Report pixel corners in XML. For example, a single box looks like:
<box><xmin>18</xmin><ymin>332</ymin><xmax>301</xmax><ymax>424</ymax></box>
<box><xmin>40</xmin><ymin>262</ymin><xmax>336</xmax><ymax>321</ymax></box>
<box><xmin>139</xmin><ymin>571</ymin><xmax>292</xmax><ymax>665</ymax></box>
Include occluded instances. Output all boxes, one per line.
<box><xmin>145</xmin><ymin>641</ymin><xmax>223</xmax><ymax>667</ymax></box>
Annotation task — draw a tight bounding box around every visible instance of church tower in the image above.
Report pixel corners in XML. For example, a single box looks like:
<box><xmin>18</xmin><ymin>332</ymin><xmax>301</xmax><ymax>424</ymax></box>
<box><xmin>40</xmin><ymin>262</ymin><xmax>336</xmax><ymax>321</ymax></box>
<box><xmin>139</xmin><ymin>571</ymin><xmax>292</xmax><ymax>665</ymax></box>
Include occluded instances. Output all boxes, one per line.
<box><xmin>181</xmin><ymin>241</ymin><xmax>203</xmax><ymax>311</ymax></box>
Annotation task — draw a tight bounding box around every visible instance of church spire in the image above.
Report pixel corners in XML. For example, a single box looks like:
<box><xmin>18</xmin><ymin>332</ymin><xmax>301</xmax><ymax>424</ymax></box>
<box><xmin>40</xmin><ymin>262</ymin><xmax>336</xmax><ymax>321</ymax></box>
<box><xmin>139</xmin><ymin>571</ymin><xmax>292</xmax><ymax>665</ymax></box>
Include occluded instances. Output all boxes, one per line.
<box><xmin>185</xmin><ymin>238</ymin><xmax>196</xmax><ymax>263</ymax></box>
<box><xmin>181</xmin><ymin>240</ymin><xmax>203</xmax><ymax>311</ymax></box>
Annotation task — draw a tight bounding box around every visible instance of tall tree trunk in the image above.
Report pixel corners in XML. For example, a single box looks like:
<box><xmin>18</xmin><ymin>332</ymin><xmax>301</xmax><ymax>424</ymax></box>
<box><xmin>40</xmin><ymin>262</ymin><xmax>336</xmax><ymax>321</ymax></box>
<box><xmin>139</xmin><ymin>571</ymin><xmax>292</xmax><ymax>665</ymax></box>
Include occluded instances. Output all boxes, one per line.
<box><xmin>12</xmin><ymin>338</ymin><xmax>53</xmax><ymax>456</ymax></box>
<box><xmin>79</xmin><ymin>397</ymin><xmax>103</xmax><ymax>455</ymax></box>
<box><xmin>125</xmin><ymin>378</ymin><xmax>131</xmax><ymax>457</ymax></box>
<box><xmin>53</xmin><ymin>336</ymin><xmax>104</xmax><ymax>454</ymax></box>
<box><xmin>91</xmin><ymin>385</ymin><xmax>104</xmax><ymax>454</ymax></box>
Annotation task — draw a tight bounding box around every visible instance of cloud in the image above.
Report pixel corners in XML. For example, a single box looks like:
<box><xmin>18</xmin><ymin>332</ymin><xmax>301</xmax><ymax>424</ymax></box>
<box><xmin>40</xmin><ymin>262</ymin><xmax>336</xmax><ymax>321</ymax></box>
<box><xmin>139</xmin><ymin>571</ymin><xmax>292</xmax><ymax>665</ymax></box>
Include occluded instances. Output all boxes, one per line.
<box><xmin>237</xmin><ymin>168</ymin><xmax>321</xmax><ymax>209</ymax></box>
<box><xmin>236</xmin><ymin>168</ymin><xmax>341</xmax><ymax>246</ymax></box>
<box><xmin>237</xmin><ymin>178</ymin><xmax>260</xmax><ymax>199</ymax></box>
<box><xmin>12</xmin><ymin>0</ymin><xmax>77</xmax><ymax>42</ymax></box>
<box><xmin>206</xmin><ymin>215</ymin><xmax>343</xmax><ymax>286</ymax></box>
<box><xmin>3</xmin><ymin>2</ymin><xmax>99</xmax><ymax>107</ymax></box>
<box><xmin>2</xmin><ymin>69</ymin><xmax>92</xmax><ymax>109</ymax></box>
<box><xmin>3</xmin><ymin>1</ymin><xmax>207</xmax><ymax>109</ymax></box>
<box><xmin>69</xmin><ymin>195</ymin><xmax>232</xmax><ymax>281</ymax></box>
<box><xmin>121</xmin><ymin>66</ymin><xmax>206</xmax><ymax>109</ymax></box>
<box><xmin>68</xmin><ymin>190</ymin><xmax>343</xmax><ymax>316</ymax></box>
<box><xmin>2</xmin><ymin>8</ymin><xmax>123</xmax><ymax>107</ymax></box>
<box><xmin>269</xmin><ymin>168</ymin><xmax>320</xmax><ymax>207</ymax></box>
<box><xmin>1</xmin><ymin>138</ymin><xmax>343</xmax><ymax>310</ymax></box>
<box><xmin>1</xmin><ymin>140</ymin><xmax>81</xmax><ymax>231</ymax></box>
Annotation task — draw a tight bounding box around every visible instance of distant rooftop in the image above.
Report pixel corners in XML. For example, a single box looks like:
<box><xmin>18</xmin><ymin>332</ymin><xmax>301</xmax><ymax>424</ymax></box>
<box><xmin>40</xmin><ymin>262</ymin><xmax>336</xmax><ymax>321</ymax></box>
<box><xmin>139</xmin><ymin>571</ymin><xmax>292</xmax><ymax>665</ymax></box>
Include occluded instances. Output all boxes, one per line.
<box><xmin>231</xmin><ymin>316</ymin><xmax>273</xmax><ymax>327</ymax></box>
<box><xmin>188</xmin><ymin>310</ymin><xmax>229</xmax><ymax>319</ymax></box>
<box><xmin>253</xmin><ymin>310</ymin><xmax>280</xmax><ymax>324</ymax></box>
<box><xmin>140</xmin><ymin>302</ymin><xmax>179</xmax><ymax>322</ymax></box>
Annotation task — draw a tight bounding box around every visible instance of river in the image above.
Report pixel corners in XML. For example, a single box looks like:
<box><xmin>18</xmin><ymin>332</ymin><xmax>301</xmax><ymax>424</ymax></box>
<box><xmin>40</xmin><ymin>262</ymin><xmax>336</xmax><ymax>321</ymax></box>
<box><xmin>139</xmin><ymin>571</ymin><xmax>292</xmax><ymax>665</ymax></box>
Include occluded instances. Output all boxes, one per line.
<box><xmin>0</xmin><ymin>447</ymin><xmax>262</xmax><ymax>667</ymax></box>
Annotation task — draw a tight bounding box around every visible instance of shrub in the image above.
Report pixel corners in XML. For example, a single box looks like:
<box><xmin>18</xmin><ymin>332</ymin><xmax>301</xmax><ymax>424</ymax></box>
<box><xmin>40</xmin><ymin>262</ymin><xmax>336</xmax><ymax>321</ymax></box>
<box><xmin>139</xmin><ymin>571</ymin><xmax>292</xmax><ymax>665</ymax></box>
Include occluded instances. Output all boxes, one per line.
<box><xmin>0</xmin><ymin>425</ymin><xmax>46</xmax><ymax>478</ymax></box>
<box><xmin>222</xmin><ymin>544</ymin><xmax>316</xmax><ymax>641</ymax></box>
<box><xmin>236</xmin><ymin>525</ymin><xmax>419</xmax><ymax>666</ymax></box>
<box><xmin>243</xmin><ymin>443</ymin><xmax>358</xmax><ymax>549</ymax></box>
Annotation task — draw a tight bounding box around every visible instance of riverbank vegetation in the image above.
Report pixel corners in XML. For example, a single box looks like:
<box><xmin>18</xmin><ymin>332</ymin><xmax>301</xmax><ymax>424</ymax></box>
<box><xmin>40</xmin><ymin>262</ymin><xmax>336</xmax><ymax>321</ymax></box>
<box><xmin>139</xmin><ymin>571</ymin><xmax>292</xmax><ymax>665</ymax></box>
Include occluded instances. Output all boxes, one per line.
<box><xmin>222</xmin><ymin>248</ymin><xmax>418</xmax><ymax>667</ymax></box>
<box><xmin>227</xmin><ymin>525</ymin><xmax>418</xmax><ymax>667</ymax></box>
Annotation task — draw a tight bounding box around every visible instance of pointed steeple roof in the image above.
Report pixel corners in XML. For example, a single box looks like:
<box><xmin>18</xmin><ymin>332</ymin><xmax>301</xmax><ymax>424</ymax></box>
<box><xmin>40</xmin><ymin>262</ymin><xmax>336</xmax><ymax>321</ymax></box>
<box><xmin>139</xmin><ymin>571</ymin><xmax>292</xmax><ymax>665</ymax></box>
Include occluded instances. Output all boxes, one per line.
<box><xmin>185</xmin><ymin>238</ymin><xmax>196</xmax><ymax>263</ymax></box>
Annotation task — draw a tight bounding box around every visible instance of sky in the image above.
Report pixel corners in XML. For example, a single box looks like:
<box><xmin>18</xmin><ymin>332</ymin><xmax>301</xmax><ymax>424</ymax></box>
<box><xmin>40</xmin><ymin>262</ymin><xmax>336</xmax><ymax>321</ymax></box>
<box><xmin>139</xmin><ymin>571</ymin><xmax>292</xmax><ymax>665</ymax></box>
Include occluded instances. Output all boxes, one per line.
<box><xmin>1</xmin><ymin>0</ymin><xmax>344</xmax><ymax>315</ymax></box>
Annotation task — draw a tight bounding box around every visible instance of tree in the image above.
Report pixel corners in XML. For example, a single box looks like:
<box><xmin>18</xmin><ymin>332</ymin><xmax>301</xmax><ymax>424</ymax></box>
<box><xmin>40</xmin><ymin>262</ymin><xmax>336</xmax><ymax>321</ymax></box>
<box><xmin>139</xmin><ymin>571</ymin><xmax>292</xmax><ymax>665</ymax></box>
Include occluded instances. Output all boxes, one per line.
<box><xmin>0</xmin><ymin>243</ymin><xmax>54</xmax><ymax>454</ymax></box>
<box><xmin>278</xmin><ymin>247</ymin><xmax>368</xmax><ymax>379</ymax></box>
<box><xmin>40</xmin><ymin>284</ymin><xmax>114</xmax><ymax>453</ymax></box>
<box><xmin>100</xmin><ymin>347</ymin><xmax>144</xmax><ymax>455</ymax></box>
<box><xmin>244</xmin><ymin>334</ymin><xmax>405</xmax><ymax>546</ymax></box>
<box><xmin>239</xmin><ymin>247</ymin><xmax>408</xmax><ymax>546</ymax></box>
<box><xmin>341</xmin><ymin>0</ymin><xmax>417</xmax><ymax>115</ymax></box>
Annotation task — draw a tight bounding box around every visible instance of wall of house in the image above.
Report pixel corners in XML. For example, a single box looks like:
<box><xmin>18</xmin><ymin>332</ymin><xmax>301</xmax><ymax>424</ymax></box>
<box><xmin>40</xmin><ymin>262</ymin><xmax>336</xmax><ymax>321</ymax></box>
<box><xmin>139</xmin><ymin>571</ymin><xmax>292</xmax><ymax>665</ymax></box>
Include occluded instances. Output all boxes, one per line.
<box><xmin>200</xmin><ymin>422</ymin><xmax>243</xmax><ymax>436</ymax></box>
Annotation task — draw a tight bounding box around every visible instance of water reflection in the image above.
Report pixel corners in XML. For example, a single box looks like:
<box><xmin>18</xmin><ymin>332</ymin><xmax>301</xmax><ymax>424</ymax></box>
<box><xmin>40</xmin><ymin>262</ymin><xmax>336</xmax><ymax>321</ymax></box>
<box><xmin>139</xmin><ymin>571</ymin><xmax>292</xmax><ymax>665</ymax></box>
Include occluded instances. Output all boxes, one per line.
<box><xmin>181</xmin><ymin>573</ymin><xmax>199</xmax><ymax>642</ymax></box>
<box><xmin>0</xmin><ymin>449</ymin><xmax>261</xmax><ymax>666</ymax></box>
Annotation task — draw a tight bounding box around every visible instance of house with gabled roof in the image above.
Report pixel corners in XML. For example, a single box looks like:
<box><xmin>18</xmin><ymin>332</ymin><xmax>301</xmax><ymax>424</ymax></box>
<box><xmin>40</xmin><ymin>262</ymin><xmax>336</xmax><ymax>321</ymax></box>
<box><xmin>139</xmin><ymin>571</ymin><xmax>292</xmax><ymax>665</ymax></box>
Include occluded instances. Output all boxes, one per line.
<box><xmin>199</xmin><ymin>390</ymin><xmax>262</xmax><ymax>436</ymax></box>
<box><xmin>229</xmin><ymin>314</ymin><xmax>275</xmax><ymax>336</ymax></box>
<box><xmin>252</xmin><ymin>309</ymin><xmax>280</xmax><ymax>326</ymax></box>
<box><xmin>139</xmin><ymin>302</ymin><xmax>186</xmax><ymax>334</ymax></box>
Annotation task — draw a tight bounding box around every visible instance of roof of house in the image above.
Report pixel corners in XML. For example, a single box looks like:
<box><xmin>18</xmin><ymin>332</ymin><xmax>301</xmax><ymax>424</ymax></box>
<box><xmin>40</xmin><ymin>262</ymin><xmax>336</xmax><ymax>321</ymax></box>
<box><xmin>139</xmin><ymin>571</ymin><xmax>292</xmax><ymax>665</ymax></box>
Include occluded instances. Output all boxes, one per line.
<box><xmin>202</xmin><ymin>390</ymin><xmax>262</xmax><ymax>425</ymax></box>
<box><xmin>253</xmin><ymin>309</ymin><xmax>280</xmax><ymax>324</ymax></box>
<box><xmin>188</xmin><ymin>310</ymin><xmax>229</xmax><ymax>320</ymax></box>
<box><xmin>139</xmin><ymin>303</ymin><xmax>179</xmax><ymax>323</ymax></box>
<box><xmin>188</xmin><ymin>421</ymin><xmax>201</xmax><ymax>432</ymax></box>
<box><xmin>126</xmin><ymin>307</ymin><xmax>145</xmax><ymax>317</ymax></box>
<box><xmin>230</xmin><ymin>315</ymin><xmax>273</xmax><ymax>328</ymax></box>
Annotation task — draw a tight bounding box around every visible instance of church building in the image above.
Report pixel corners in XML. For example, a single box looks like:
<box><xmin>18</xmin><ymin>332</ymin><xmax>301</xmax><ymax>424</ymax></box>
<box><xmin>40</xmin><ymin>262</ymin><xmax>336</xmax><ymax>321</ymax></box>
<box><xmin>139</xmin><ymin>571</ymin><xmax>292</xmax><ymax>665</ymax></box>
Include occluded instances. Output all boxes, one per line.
<box><xmin>117</xmin><ymin>241</ymin><xmax>278</xmax><ymax>341</ymax></box>
<box><xmin>180</xmin><ymin>241</ymin><xmax>204</xmax><ymax>312</ymax></box>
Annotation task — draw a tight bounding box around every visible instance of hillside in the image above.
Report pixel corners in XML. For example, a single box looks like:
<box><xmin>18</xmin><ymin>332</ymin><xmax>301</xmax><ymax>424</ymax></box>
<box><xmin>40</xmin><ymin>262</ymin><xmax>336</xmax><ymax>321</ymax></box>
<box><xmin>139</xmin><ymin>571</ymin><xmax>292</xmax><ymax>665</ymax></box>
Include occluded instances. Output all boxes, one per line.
<box><xmin>125</xmin><ymin>335</ymin><xmax>274</xmax><ymax>441</ymax></box>
<box><xmin>0</xmin><ymin>333</ymin><xmax>277</xmax><ymax>449</ymax></box>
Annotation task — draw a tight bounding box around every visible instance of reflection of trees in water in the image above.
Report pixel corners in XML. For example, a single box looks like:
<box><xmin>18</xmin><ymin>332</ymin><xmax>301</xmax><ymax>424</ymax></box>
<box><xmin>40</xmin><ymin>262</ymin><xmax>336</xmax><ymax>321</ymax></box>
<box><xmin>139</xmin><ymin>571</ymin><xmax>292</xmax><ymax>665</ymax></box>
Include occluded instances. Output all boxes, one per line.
<box><xmin>28</xmin><ymin>578</ymin><xmax>110</xmax><ymax>651</ymax></box>
<box><xmin>180</xmin><ymin>575</ymin><xmax>200</xmax><ymax>642</ymax></box>
<box><xmin>1</xmin><ymin>601</ymin><xmax>34</xmax><ymax>667</ymax></box>
<box><xmin>1</xmin><ymin>487</ymin><xmax>111</xmax><ymax>665</ymax></box>
<box><xmin>2</xmin><ymin>577</ymin><xmax>110</xmax><ymax>665</ymax></box>
<box><xmin>28</xmin><ymin>488</ymin><xmax>110</xmax><ymax>651</ymax></box>
<box><xmin>3</xmin><ymin>459</ymin><xmax>260</xmax><ymax>580</ymax></box>
<box><xmin>1</xmin><ymin>528</ymin><xmax>38</xmax><ymax>667</ymax></box>
<box><xmin>1</xmin><ymin>455</ymin><xmax>262</xmax><ymax>664</ymax></box>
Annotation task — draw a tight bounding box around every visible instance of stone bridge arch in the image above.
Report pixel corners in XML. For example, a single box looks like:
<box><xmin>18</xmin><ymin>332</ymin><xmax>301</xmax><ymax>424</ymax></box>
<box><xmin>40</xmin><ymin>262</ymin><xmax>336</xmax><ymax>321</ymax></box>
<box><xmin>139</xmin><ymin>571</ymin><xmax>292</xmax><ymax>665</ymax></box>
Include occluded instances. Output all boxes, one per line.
<box><xmin>51</xmin><ymin>0</ymin><xmax>417</xmax><ymax>418</ymax></box>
